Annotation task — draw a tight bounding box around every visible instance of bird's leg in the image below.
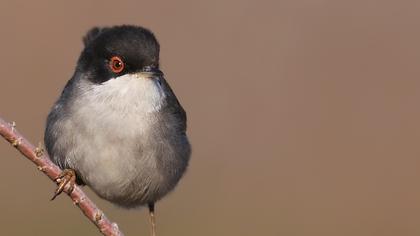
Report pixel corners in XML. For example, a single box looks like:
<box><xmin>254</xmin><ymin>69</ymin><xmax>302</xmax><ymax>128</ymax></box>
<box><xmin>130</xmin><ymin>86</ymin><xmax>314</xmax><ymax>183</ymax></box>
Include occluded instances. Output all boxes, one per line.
<box><xmin>148</xmin><ymin>202</ymin><xmax>157</xmax><ymax>236</ymax></box>
<box><xmin>51</xmin><ymin>169</ymin><xmax>76</xmax><ymax>200</ymax></box>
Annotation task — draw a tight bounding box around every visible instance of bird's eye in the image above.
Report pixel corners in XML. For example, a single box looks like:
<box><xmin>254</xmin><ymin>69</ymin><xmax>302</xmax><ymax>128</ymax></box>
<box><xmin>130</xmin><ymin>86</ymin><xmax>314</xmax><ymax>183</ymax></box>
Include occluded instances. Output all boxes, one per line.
<box><xmin>109</xmin><ymin>56</ymin><xmax>125</xmax><ymax>73</ymax></box>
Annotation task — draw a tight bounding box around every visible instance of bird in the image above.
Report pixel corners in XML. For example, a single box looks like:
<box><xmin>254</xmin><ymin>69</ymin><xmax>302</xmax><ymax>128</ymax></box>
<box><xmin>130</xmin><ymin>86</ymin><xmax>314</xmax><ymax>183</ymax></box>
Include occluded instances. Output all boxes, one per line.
<box><xmin>44</xmin><ymin>25</ymin><xmax>191</xmax><ymax>236</ymax></box>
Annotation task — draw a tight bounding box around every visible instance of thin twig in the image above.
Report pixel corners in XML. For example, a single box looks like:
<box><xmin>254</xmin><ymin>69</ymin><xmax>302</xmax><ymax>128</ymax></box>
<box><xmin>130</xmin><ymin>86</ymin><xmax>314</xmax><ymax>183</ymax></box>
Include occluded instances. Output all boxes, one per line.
<box><xmin>0</xmin><ymin>116</ymin><xmax>124</xmax><ymax>236</ymax></box>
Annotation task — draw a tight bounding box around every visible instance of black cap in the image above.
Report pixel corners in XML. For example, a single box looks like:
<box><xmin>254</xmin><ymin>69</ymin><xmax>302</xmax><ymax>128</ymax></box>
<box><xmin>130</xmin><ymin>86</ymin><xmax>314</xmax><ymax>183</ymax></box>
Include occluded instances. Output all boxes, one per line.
<box><xmin>77</xmin><ymin>25</ymin><xmax>160</xmax><ymax>84</ymax></box>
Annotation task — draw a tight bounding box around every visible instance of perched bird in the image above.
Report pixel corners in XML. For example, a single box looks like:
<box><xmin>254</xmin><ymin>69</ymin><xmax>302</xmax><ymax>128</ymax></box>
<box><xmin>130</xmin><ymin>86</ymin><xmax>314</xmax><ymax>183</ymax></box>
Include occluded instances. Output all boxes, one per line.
<box><xmin>44</xmin><ymin>25</ymin><xmax>191</xmax><ymax>235</ymax></box>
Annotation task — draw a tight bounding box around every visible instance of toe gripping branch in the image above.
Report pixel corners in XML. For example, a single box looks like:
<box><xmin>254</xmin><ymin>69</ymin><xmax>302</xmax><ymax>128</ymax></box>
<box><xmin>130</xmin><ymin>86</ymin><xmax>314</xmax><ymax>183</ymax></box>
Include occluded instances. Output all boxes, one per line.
<box><xmin>51</xmin><ymin>169</ymin><xmax>77</xmax><ymax>201</ymax></box>
<box><xmin>0</xmin><ymin>117</ymin><xmax>124</xmax><ymax>236</ymax></box>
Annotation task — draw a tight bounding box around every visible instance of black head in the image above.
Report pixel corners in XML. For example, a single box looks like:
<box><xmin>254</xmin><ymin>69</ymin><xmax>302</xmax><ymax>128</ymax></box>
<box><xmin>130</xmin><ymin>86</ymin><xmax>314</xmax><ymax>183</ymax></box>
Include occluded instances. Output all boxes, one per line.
<box><xmin>77</xmin><ymin>25</ymin><xmax>161</xmax><ymax>83</ymax></box>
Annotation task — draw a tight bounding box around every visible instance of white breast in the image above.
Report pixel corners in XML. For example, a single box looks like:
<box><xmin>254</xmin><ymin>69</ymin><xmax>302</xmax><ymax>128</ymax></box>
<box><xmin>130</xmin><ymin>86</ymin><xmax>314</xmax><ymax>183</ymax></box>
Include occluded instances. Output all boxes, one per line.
<box><xmin>85</xmin><ymin>73</ymin><xmax>166</xmax><ymax>113</ymax></box>
<box><xmin>61</xmin><ymin>74</ymin><xmax>167</xmax><ymax>197</ymax></box>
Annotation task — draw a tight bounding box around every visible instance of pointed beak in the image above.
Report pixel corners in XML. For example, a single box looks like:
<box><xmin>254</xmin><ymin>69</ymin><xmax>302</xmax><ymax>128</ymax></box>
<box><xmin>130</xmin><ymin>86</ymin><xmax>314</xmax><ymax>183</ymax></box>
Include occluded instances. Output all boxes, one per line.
<box><xmin>137</xmin><ymin>66</ymin><xmax>163</xmax><ymax>79</ymax></box>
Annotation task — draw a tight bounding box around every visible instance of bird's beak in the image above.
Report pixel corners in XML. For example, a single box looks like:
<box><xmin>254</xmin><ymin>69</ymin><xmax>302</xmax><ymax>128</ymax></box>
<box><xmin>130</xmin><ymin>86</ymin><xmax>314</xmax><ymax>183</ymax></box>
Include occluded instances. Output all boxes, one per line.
<box><xmin>136</xmin><ymin>66</ymin><xmax>163</xmax><ymax>79</ymax></box>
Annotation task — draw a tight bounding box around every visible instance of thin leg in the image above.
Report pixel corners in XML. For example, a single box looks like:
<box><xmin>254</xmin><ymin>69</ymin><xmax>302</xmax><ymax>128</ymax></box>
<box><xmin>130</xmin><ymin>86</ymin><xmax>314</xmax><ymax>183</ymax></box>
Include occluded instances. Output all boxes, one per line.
<box><xmin>51</xmin><ymin>169</ymin><xmax>76</xmax><ymax>200</ymax></box>
<box><xmin>148</xmin><ymin>202</ymin><xmax>156</xmax><ymax>236</ymax></box>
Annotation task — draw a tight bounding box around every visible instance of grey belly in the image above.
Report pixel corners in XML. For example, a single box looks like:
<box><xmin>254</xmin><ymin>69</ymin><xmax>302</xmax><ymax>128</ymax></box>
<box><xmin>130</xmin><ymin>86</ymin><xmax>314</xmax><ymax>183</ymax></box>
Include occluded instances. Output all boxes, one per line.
<box><xmin>72</xmin><ymin>141</ymin><xmax>163</xmax><ymax>207</ymax></box>
<box><xmin>51</xmin><ymin>114</ymin><xmax>189</xmax><ymax>208</ymax></box>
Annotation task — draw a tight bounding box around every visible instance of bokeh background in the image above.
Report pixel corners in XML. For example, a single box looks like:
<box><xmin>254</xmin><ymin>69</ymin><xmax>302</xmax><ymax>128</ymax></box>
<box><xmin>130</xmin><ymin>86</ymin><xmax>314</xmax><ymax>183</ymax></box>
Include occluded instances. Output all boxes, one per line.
<box><xmin>1</xmin><ymin>0</ymin><xmax>420</xmax><ymax>235</ymax></box>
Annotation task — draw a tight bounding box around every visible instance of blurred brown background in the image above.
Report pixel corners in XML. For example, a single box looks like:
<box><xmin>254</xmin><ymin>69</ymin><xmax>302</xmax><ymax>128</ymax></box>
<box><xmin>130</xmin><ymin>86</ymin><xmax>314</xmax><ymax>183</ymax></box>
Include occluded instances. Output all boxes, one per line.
<box><xmin>1</xmin><ymin>0</ymin><xmax>420</xmax><ymax>235</ymax></box>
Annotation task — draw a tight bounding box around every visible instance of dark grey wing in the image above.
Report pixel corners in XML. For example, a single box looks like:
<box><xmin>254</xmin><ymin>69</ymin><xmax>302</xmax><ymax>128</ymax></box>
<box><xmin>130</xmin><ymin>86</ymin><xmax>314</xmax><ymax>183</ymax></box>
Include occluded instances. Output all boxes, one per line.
<box><xmin>44</xmin><ymin>77</ymin><xmax>85</xmax><ymax>185</ymax></box>
<box><xmin>159</xmin><ymin>76</ymin><xmax>188</xmax><ymax>133</ymax></box>
<box><xmin>45</xmin><ymin>77</ymin><xmax>74</xmax><ymax>166</ymax></box>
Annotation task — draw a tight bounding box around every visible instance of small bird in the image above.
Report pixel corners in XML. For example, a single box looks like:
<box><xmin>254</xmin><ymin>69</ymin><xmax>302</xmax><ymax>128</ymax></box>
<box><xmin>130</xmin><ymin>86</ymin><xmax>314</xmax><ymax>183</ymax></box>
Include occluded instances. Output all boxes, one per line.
<box><xmin>44</xmin><ymin>25</ymin><xmax>191</xmax><ymax>235</ymax></box>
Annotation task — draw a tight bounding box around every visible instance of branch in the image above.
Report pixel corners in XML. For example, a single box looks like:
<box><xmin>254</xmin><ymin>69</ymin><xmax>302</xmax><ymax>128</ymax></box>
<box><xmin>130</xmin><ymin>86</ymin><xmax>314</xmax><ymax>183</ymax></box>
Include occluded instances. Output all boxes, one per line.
<box><xmin>0</xmin><ymin>116</ymin><xmax>124</xmax><ymax>236</ymax></box>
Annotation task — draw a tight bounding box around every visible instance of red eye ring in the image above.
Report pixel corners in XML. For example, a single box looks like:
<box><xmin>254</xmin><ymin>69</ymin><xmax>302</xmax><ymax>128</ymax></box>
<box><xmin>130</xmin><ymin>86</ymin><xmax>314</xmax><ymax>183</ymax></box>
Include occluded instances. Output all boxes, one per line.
<box><xmin>109</xmin><ymin>56</ymin><xmax>125</xmax><ymax>73</ymax></box>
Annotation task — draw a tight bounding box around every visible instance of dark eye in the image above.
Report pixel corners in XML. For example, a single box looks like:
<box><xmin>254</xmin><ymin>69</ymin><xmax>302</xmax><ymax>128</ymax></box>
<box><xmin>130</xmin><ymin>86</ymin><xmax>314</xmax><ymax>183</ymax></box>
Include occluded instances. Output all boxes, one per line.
<box><xmin>109</xmin><ymin>56</ymin><xmax>125</xmax><ymax>73</ymax></box>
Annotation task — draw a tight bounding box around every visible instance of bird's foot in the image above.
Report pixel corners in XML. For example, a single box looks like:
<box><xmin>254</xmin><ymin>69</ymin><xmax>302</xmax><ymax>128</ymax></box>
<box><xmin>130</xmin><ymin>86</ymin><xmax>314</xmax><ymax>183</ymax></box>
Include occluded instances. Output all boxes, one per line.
<box><xmin>51</xmin><ymin>169</ymin><xmax>76</xmax><ymax>200</ymax></box>
<box><xmin>148</xmin><ymin>203</ymin><xmax>157</xmax><ymax>236</ymax></box>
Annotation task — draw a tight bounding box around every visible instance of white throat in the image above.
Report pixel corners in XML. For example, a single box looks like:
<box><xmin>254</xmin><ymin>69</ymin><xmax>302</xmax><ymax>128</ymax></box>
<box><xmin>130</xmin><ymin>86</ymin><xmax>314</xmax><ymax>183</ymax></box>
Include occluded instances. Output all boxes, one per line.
<box><xmin>82</xmin><ymin>73</ymin><xmax>166</xmax><ymax>114</ymax></box>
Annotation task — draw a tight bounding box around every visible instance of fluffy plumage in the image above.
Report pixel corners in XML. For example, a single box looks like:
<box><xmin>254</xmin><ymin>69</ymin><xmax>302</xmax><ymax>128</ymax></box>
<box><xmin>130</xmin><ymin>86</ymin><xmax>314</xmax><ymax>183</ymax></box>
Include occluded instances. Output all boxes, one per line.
<box><xmin>44</xmin><ymin>25</ymin><xmax>190</xmax><ymax>207</ymax></box>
